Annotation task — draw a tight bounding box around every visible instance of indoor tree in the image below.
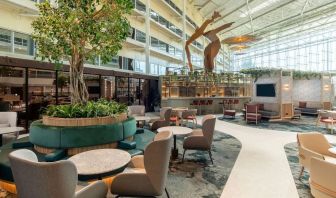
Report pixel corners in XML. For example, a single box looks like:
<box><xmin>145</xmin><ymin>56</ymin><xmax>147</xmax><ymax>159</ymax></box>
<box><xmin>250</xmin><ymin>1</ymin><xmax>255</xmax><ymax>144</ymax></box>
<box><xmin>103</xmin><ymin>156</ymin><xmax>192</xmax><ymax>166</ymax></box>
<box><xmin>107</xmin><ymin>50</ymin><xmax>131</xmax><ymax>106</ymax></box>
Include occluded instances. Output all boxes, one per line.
<box><xmin>32</xmin><ymin>0</ymin><xmax>133</xmax><ymax>103</ymax></box>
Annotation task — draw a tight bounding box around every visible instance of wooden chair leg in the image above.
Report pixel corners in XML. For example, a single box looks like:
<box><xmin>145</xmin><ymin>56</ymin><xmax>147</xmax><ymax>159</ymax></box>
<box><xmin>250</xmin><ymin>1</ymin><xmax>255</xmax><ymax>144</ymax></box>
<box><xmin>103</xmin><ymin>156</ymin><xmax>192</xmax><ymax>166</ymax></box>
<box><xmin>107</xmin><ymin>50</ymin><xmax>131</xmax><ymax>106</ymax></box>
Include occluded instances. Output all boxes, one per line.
<box><xmin>165</xmin><ymin>187</ymin><xmax>170</xmax><ymax>198</ymax></box>
<box><xmin>298</xmin><ymin>166</ymin><xmax>304</xmax><ymax>179</ymax></box>
<box><xmin>182</xmin><ymin>149</ymin><xmax>186</xmax><ymax>163</ymax></box>
<box><xmin>208</xmin><ymin>150</ymin><xmax>214</xmax><ymax>164</ymax></box>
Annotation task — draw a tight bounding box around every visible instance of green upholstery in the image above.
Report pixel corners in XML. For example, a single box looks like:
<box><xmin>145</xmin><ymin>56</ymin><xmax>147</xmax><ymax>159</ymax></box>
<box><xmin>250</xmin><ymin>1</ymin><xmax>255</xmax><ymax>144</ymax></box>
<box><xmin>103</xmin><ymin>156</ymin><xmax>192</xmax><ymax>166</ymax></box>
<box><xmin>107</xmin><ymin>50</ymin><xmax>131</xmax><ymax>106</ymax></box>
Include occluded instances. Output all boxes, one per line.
<box><xmin>59</xmin><ymin>123</ymin><xmax>123</xmax><ymax>148</ymax></box>
<box><xmin>0</xmin><ymin>128</ymin><xmax>155</xmax><ymax>183</ymax></box>
<box><xmin>29</xmin><ymin>121</ymin><xmax>61</xmax><ymax>148</ymax></box>
<box><xmin>29</xmin><ymin>120</ymin><xmax>127</xmax><ymax>148</ymax></box>
<box><xmin>45</xmin><ymin>149</ymin><xmax>66</xmax><ymax>162</ymax></box>
<box><xmin>118</xmin><ymin>140</ymin><xmax>136</xmax><ymax>150</ymax></box>
<box><xmin>122</xmin><ymin>117</ymin><xmax>137</xmax><ymax>139</ymax></box>
<box><xmin>12</xmin><ymin>141</ymin><xmax>33</xmax><ymax>149</ymax></box>
<box><xmin>127</xmin><ymin>149</ymin><xmax>143</xmax><ymax>157</ymax></box>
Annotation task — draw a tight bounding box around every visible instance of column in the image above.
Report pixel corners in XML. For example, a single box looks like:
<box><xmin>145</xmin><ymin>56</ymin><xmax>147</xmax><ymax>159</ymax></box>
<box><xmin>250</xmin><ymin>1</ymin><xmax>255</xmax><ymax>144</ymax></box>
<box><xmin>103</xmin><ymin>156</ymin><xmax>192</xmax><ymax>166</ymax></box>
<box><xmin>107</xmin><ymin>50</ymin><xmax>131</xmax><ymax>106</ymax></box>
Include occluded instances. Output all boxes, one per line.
<box><xmin>182</xmin><ymin>0</ymin><xmax>187</xmax><ymax>68</ymax></box>
<box><xmin>145</xmin><ymin>0</ymin><xmax>151</xmax><ymax>74</ymax></box>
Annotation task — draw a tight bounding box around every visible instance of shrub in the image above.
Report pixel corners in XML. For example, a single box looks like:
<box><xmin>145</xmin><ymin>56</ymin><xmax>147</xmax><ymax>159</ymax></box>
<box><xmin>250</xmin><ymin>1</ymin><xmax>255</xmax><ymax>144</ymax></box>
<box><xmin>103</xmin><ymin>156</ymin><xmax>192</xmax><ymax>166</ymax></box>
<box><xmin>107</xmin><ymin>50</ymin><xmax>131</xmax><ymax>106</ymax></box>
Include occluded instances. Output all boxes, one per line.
<box><xmin>44</xmin><ymin>99</ymin><xmax>127</xmax><ymax>118</ymax></box>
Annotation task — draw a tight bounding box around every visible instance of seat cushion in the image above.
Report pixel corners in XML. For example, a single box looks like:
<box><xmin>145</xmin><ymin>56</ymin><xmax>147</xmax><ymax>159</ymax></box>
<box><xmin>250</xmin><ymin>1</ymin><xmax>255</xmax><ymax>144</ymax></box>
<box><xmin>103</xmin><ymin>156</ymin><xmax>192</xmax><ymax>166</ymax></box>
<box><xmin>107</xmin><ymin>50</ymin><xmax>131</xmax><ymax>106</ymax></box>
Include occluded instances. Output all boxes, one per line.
<box><xmin>119</xmin><ymin>140</ymin><xmax>137</xmax><ymax>150</ymax></box>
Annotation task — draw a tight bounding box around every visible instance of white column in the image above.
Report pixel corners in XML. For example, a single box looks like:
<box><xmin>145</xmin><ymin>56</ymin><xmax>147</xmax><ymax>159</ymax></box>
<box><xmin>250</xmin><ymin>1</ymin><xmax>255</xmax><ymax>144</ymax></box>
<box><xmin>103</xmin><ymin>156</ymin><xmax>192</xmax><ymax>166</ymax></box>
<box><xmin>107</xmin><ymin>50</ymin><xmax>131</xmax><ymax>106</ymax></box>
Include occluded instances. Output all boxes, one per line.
<box><xmin>182</xmin><ymin>0</ymin><xmax>186</xmax><ymax>68</ymax></box>
<box><xmin>145</xmin><ymin>0</ymin><xmax>151</xmax><ymax>74</ymax></box>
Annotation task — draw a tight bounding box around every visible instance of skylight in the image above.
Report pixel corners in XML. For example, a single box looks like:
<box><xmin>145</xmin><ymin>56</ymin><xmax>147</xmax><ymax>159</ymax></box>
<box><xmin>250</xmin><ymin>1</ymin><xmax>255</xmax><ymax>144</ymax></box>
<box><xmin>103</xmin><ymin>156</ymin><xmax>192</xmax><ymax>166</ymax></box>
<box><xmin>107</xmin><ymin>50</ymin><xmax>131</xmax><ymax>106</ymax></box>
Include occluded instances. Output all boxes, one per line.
<box><xmin>240</xmin><ymin>0</ymin><xmax>281</xmax><ymax>17</ymax></box>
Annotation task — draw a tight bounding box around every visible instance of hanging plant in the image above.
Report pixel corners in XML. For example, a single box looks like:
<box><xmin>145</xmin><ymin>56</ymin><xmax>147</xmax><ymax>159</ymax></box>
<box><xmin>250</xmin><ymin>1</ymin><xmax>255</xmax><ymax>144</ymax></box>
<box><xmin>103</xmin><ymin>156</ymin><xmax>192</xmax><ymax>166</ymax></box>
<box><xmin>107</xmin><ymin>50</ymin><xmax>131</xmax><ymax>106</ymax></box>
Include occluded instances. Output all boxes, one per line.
<box><xmin>240</xmin><ymin>68</ymin><xmax>279</xmax><ymax>82</ymax></box>
<box><xmin>293</xmin><ymin>71</ymin><xmax>322</xmax><ymax>80</ymax></box>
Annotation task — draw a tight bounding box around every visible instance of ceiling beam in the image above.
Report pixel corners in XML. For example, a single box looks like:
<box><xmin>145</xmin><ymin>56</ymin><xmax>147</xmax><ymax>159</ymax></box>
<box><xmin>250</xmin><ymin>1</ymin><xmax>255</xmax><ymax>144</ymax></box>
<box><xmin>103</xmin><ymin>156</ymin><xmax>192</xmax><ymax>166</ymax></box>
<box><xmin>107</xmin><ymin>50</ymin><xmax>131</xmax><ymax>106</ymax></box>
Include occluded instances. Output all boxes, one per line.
<box><xmin>212</xmin><ymin>0</ymin><xmax>257</xmax><ymax>26</ymax></box>
<box><xmin>219</xmin><ymin>0</ymin><xmax>297</xmax><ymax>36</ymax></box>
<box><xmin>249</xmin><ymin>1</ymin><xmax>336</xmax><ymax>36</ymax></box>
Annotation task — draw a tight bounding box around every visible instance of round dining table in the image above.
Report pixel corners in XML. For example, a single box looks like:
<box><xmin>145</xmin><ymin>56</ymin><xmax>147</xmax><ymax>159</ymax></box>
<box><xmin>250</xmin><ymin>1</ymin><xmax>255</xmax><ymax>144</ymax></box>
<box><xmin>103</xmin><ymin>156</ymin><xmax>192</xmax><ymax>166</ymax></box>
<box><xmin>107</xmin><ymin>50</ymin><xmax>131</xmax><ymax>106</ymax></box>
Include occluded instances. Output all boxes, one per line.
<box><xmin>68</xmin><ymin>149</ymin><xmax>131</xmax><ymax>180</ymax></box>
<box><xmin>157</xmin><ymin>126</ymin><xmax>192</xmax><ymax>159</ymax></box>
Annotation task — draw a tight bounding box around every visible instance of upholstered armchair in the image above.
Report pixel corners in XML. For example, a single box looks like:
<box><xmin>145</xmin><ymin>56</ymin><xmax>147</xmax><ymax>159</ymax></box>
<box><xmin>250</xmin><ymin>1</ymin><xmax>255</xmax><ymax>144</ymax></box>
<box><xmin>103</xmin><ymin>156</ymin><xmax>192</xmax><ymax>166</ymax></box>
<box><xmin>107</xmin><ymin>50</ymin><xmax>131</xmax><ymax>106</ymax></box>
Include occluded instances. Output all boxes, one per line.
<box><xmin>9</xmin><ymin>149</ymin><xmax>108</xmax><ymax>198</ymax></box>
<box><xmin>182</xmin><ymin>115</ymin><xmax>216</xmax><ymax>164</ymax></box>
<box><xmin>149</xmin><ymin>107</ymin><xmax>172</xmax><ymax>131</ymax></box>
<box><xmin>245</xmin><ymin>104</ymin><xmax>262</xmax><ymax>124</ymax></box>
<box><xmin>181</xmin><ymin>109</ymin><xmax>197</xmax><ymax>128</ymax></box>
<box><xmin>111</xmin><ymin>131</ymin><xmax>173</xmax><ymax>197</ymax></box>
<box><xmin>310</xmin><ymin>157</ymin><xmax>336</xmax><ymax>198</ymax></box>
<box><xmin>128</xmin><ymin>105</ymin><xmax>145</xmax><ymax>117</ymax></box>
<box><xmin>297</xmin><ymin>132</ymin><xmax>336</xmax><ymax>179</ymax></box>
<box><xmin>0</xmin><ymin>112</ymin><xmax>19</xmax><ymax>145</ymax></box>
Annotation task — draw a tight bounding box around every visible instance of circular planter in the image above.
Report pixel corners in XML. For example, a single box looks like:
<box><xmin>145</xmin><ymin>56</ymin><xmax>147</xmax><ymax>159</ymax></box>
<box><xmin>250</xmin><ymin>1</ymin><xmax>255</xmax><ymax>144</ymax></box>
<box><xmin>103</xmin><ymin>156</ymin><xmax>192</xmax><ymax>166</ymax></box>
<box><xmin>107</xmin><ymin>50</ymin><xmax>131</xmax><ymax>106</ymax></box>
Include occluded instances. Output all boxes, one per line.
<box><xmin>42</xmin><ymin>112</ymin><xmax>127</xmax><ymax>126</ymax></box>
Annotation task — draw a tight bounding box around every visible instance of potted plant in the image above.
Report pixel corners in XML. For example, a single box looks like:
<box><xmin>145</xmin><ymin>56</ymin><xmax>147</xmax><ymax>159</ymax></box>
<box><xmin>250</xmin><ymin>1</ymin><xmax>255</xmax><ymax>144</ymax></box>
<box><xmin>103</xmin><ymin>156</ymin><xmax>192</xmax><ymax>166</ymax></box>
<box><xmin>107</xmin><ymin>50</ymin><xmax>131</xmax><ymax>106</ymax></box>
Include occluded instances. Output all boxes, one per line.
<box><xmin>32</xmin><ymin>0</ymin><xmax>133</xmax><ymax>104</ymax></box>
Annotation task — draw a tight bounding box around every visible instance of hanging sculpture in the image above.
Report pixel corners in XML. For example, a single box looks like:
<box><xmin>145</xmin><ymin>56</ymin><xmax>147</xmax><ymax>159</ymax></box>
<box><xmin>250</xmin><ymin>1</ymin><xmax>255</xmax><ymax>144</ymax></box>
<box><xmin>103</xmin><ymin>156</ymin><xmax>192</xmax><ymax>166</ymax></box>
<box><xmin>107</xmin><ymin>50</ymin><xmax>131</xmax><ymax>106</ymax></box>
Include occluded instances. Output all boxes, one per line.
<box><xmin>185</xmin><ymin>11</ymin><xmax>233</xmax><ymax>73</ymax></box>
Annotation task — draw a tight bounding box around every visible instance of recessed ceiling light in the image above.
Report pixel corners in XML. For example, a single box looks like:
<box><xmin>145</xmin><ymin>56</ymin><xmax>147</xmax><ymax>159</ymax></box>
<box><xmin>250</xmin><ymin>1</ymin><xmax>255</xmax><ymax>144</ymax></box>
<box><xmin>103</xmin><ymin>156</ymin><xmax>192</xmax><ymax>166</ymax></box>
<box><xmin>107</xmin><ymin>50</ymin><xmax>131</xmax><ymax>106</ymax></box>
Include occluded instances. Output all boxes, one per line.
<box><xmin>240</xmin><ymin>0</ymin><xmax>281</xmax><ymax>17</ymax></box>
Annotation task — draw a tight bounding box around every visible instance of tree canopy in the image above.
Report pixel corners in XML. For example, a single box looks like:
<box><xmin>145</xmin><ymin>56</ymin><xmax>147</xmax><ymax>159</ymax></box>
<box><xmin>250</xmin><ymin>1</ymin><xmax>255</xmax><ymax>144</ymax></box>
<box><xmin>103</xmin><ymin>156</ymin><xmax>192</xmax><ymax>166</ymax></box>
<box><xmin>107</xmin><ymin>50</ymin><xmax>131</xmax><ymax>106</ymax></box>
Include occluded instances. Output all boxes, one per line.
<box><xmin>32</xmin><ymin>0</ymin><xmax>133</xmax><ymax>66</ymax></box>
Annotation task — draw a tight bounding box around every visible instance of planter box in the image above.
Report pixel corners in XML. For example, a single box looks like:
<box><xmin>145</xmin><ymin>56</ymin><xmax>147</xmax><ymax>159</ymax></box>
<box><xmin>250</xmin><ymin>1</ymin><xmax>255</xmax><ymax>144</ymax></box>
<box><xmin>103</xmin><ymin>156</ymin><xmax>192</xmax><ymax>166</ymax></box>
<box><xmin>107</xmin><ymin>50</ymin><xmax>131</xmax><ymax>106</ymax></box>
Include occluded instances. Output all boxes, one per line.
<box><xmin>42</xmin><ymin>112</ymin><xmax>127</xmax><ymax>126</ymax></box>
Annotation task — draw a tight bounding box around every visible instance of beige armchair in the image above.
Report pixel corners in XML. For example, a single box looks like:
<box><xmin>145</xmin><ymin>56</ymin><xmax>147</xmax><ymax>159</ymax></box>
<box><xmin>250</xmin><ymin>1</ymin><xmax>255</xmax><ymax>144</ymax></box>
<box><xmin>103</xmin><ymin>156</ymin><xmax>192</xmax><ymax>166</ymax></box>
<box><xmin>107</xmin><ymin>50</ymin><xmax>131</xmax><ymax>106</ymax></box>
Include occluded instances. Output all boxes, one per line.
<box><xmin>149</xmin><ymin>107</ymin><xmax>172</xmax><ymax>131</ymax></box>
<box><xmin>128</xmin><ymin>105</ymin><xmax>145</xmax><ymax>116</ymax></box>
<box><xmin>0</xmin><ymin>112</ymin><xmax>19</xmax><ymax>145</ymax></box>
<box><xmin>9</xmin><ymin>149</ymin><xmax>108</xmax><ymax>198</ymax></box>
<box><xmin>297</xmin><ymin>132</ymin><xmax>336</xmax><ymax>179</ymax></box>
<box><xmin>182</xmin><ymin>114</ymin><xmax>216</xmax><ymax>164</ymax></box>
<box><xmin>111</xmin><ymin>131</ymin><xmax>173</xmax><ymax>197</ymax></box>
<box><xmin>310</xmin><ymin>157</ymin><xmax>336</xmax><ymax>198</ymax></box>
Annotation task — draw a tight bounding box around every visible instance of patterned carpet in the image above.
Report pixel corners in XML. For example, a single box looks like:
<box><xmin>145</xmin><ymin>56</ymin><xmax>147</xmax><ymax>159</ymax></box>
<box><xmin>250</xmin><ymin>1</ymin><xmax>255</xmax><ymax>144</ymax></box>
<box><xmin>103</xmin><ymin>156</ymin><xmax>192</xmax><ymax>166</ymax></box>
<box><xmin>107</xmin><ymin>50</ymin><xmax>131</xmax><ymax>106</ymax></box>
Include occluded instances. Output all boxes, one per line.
<box><xmin>219</xmin><ymin>114</ymin><xmax>332</xmax><ymax>134</ymax></box>
<box><xmin>284</xmin><ymin>142</ymin><xmax>313</xmax><ymax>198</ymax></box>
<box><xmin>0</xmin><ymin>130</ymin><xmax>241</xmax><ymax>198</ymax></box>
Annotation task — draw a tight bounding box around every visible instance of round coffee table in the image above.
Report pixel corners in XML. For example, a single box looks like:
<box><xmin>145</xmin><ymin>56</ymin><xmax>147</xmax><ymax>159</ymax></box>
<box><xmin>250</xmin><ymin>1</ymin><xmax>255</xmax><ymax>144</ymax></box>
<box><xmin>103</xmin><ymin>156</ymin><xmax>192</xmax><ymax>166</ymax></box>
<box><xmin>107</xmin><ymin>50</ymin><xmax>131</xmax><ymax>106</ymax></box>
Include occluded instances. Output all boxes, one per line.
<box><xmin>157</xmin><ymin>126</ymin><xmax>192</xmax><ymax>159</ymax></box>
<box><xmin>68</xmin><ymin>149</ymin><xmax>131</xmax><ymax>180</ymax></box>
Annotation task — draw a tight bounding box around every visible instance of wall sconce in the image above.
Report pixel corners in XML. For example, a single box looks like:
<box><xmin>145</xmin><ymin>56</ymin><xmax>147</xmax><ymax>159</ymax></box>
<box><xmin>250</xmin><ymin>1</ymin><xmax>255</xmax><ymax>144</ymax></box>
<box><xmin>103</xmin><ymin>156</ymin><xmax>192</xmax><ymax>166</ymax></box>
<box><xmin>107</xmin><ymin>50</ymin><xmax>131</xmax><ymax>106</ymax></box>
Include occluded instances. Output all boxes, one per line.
<box><xmin>283</xmin><ymin>84</ymin><xmax>290</xmax><ymax>90</ymax></box>
<box><xmin>324</xmin><ymin>84</ymin><xmax>330</xmax><ymax>91</ymax></box>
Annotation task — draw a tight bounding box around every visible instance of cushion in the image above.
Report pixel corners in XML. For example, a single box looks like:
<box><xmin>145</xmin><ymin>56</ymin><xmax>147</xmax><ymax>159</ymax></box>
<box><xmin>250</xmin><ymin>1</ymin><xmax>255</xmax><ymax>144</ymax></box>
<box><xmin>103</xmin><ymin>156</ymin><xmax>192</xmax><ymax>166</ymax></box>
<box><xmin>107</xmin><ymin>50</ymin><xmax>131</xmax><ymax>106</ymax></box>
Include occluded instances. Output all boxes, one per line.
<box><xmin>299</xmin><ymin>102</ymin><xmax>307</xmax><ymax>108</ymax></box>
<box><xmin>118</xmin><ymin>140</ymin><xmax>136</xmax><ymax>150</ymax></box>
<box><xmin>44</xmin><ymin>149</ymin><xmax>66</xmax><ymax>162</ymax></box>
<box><xmin>0</xmin><ymin>123</ymin><xmax>9</xmax><ymax>128</ymax></box>
<box><xmin>12</xmin><ymin>141</ymin><xmax>33</xmax><ymax>149</ymax></box>
<box><xmin>126</xmin><ymin>149</ymin><xmax>143</xmax><ymax>157</ymax></box>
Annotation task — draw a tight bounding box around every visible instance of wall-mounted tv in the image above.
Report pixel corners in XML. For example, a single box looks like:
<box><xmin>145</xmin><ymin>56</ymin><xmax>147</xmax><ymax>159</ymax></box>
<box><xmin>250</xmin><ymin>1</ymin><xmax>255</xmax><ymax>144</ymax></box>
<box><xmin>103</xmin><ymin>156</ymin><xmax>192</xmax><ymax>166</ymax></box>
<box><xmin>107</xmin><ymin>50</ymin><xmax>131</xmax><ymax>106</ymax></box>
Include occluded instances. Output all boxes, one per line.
<box><xmin>256</xmin><ymin>84</ymin><xmax>276</xmax><ymax>97</ymax></box>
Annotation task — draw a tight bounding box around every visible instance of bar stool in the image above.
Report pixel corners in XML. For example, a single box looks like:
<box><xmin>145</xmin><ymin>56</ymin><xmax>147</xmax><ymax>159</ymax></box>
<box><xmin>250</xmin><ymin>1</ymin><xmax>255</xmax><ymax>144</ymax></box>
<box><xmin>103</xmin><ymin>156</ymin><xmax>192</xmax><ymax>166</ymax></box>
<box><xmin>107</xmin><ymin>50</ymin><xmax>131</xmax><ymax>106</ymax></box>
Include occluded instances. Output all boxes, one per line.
<box><xmin>190</xmin><ymin>100</ymin><xmax>200</xmax><ymax>115</ymax></box>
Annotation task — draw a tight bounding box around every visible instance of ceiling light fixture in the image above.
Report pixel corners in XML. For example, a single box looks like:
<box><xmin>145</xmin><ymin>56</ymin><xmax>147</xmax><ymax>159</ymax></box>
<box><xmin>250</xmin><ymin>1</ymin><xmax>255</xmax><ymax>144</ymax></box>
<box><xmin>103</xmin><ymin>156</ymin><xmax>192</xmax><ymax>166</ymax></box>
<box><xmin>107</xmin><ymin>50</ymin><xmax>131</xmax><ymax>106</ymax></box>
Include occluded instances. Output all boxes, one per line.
<box><xmin>240</xmin><ymin>0</ymin><xmax>281</xmax><ymax>17</ymax></box>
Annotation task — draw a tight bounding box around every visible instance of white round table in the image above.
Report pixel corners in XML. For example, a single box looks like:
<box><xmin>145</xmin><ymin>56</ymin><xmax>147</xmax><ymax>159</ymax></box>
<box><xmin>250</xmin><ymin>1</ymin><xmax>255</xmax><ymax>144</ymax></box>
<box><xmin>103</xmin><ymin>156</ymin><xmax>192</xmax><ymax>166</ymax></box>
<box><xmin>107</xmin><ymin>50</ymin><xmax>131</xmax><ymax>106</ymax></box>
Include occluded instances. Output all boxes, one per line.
<box><xmin>328</xmin><ymin>147</ymin><xmax>336</xmax><ymax>154</ymax></box>
<box><xmin>157</xmin><ymin>126</ymin><xmax>192</xmax><ymax>159</ymax></box>
<box><xmin>0</xmin><ymin>127</ymin><xmax>25</xmax><ymax>146</ymax></box>
<box><xmin>68</xmin><ymin>149</ymin><xmax>131</xmax><ymax>180</ymax></box>
<box><xmin>133</xmin><ymin>116</ymin><xmax>152</xmax><ymax>122</ymax></box>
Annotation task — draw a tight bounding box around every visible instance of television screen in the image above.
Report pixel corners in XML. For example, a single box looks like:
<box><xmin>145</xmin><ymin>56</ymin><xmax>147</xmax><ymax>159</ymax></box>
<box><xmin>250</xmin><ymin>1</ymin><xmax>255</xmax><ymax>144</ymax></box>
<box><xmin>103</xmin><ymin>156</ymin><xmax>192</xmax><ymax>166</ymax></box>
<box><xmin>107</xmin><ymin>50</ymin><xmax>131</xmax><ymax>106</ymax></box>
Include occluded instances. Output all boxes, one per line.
<box><xmin>256</xmin><ymin>84</ymin><xmax>276</xmax><ymax>97</ymax></box>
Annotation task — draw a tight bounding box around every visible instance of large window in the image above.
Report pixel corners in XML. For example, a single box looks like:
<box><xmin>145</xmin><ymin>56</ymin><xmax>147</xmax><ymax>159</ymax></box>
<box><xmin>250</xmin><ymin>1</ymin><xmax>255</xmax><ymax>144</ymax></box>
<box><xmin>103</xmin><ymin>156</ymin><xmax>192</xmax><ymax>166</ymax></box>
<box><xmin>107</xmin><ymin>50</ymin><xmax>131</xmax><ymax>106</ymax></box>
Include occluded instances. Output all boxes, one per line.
<box><xmin>232</xmin><ymin>19</ymin><xmax>336</xmax><ymax>72</ymax></box>
<box><xmin>0</xmin><ymin>28</ymin><xmax>34</xmax><ymax>55</ymax></box>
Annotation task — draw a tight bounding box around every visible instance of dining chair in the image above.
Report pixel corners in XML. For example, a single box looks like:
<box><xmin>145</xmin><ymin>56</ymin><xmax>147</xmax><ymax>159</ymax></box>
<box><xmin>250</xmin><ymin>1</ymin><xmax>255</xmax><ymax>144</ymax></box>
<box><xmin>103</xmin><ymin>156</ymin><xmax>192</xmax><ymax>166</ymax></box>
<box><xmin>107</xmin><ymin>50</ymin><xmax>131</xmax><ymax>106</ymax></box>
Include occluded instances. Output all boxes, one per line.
<box><xmin>297</xmin><ymin>132</ymin><xmax>336</xmax><ymax>179</ymax></box>
<box><xmin>111</xmin><ymin>131</ymin><xmax>173</xmax><ymax>197</ymax></box>
<box><xmin>181</xmin><ymin>109</ymin><xmax>198</xmax><ymax>128</ymax></box>
<box><xmin>310</xmin><ymin>157</ymin><xmax>336</xmax><ymax>198</ymax></box>
<box><xmin>149</xmin><ymin>107</ymin><xmax>172</xmax><ymax>131</ymax></box>
<box><xmin>182</xmin><ymin>115</ymin><xmax>216</xmax><ymax>164</ymax></box>
<box><xmin>9</xmin><ymin>149</ymin><xmax>107</xmax><ymax>198</ymax></box>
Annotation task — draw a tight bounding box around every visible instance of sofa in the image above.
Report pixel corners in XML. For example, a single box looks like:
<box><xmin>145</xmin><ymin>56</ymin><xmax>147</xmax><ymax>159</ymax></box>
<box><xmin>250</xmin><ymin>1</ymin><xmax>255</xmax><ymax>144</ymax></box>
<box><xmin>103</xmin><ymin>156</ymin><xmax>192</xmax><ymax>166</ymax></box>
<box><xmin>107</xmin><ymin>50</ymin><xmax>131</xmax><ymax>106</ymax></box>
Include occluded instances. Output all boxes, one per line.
<box><xmin>246</xmin><ymin>103</ymin><xmax>280</xmax><ymax>119</ymax></box>
<box><xmin>0</xmin><ymin>129</ymin><xmax>156</xmax><ymax>184</ymax></box>
<box><xmin>294</xmin><ymin>101</ymin><xmax>320</xmax><ymax>115</ymax></box>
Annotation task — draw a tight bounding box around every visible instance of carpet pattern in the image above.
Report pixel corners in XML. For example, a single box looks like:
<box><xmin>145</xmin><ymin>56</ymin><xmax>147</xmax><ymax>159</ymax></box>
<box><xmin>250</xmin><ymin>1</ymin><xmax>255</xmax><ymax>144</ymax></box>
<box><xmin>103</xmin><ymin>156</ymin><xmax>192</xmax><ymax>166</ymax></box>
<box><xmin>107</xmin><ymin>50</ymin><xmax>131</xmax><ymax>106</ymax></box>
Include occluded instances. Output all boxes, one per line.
<box><xmin>219</xmin><ymin>114</ymin><xmax>332</xmax><ymax>134</ymax></box>
<box><xmin>0</xmin><ymin>130</ymin><xmax>241</xmax><ymax>198</ymax></box>
<box><xmin>284</xmin><ymin>142</ymin><xmax>313</xmax><ymax>198</ymax></box>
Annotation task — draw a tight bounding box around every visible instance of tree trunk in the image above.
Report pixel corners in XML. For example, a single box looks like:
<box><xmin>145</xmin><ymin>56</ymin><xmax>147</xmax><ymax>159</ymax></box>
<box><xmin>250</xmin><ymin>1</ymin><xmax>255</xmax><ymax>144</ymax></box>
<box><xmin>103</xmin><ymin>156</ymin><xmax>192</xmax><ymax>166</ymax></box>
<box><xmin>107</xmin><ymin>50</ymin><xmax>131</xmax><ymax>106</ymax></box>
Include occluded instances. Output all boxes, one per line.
<box><xmin>69</xmin><ymin>59</ymin><xmax>89</xmax><ymax>104</ymax></box>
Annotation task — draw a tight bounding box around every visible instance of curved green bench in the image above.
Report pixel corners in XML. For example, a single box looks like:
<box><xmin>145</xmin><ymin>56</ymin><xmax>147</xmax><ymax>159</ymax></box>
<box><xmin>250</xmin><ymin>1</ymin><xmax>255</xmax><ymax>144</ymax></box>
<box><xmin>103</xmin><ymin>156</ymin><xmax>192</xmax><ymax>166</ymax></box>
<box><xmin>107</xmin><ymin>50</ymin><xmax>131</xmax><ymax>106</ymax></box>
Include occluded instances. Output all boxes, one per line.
<box><xmin>30</xmin><ymin>117</ymin><xmax>137</xmax><ymax>149</ymax></box>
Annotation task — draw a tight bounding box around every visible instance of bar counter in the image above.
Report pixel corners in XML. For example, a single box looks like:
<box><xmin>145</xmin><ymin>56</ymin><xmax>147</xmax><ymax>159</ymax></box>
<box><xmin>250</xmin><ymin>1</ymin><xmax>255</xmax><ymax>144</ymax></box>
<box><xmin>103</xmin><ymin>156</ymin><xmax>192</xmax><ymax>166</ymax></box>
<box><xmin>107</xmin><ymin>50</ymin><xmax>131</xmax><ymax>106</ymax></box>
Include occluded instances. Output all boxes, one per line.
<box><xmin>161</xmin><ymin>96</ymin><xmax>251</xmax><ymax>114</ymax></box>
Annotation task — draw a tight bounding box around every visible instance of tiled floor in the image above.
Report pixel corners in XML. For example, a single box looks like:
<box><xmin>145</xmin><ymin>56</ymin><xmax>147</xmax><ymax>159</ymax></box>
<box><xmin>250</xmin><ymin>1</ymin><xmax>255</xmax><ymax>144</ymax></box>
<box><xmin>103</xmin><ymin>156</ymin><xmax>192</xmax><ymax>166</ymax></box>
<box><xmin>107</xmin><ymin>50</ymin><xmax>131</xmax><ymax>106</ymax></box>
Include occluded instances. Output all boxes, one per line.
<box><xmin>212</xmin><ymin>115</ymin><xmax>336</xmax><ymax>198</ymax></box>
